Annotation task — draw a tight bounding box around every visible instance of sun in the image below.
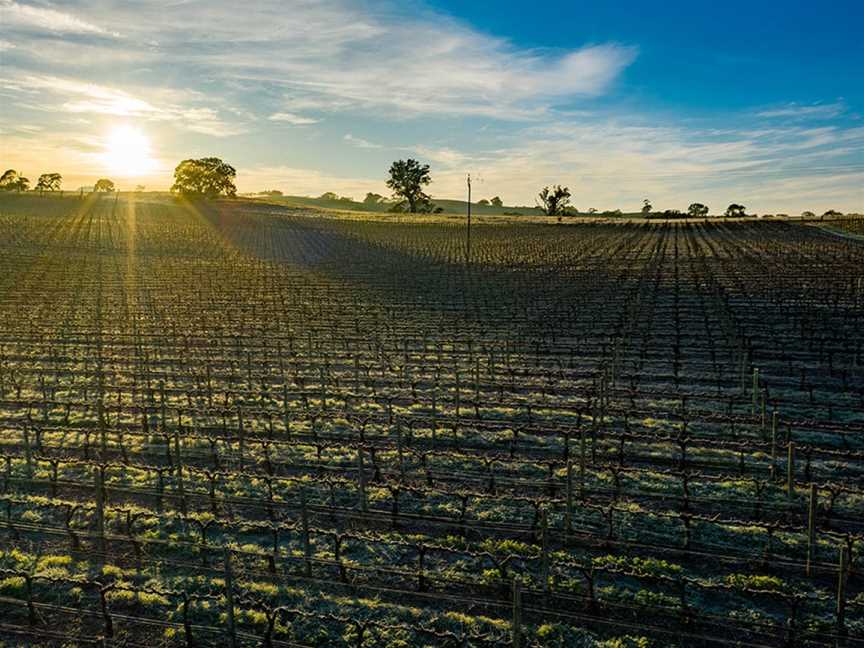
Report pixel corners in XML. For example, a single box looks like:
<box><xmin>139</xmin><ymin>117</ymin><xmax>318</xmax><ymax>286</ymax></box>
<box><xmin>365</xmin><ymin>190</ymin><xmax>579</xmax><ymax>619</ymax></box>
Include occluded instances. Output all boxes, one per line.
<box><xmin>101</xmin><ymin>125</ymin><xmax>156</xmax><ymax>176</ymax></box>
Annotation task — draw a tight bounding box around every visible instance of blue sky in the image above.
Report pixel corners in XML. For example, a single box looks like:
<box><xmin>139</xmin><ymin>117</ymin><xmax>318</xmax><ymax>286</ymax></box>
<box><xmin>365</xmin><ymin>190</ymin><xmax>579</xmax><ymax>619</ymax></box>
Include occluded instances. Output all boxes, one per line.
<box><xmin>1</xmin><ymin>0</ymin><xmax>862</xmax><ymax>213</ymax></box>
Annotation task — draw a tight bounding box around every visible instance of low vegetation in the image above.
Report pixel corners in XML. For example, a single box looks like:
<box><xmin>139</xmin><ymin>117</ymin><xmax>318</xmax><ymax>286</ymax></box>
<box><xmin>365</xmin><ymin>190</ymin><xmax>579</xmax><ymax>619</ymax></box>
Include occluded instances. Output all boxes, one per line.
<box><xmin>0</xmin><ymin>192</ymin><xmax>860</xmax><ymax>646</ymax></box>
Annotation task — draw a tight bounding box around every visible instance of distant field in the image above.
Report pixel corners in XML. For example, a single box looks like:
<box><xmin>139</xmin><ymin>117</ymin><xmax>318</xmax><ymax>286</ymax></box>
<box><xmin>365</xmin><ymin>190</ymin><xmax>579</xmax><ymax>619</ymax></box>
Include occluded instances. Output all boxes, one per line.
<box><xmin>248</xmin><ymin>192</ymin><xmax>656</xmax><ymax>219</ymax></box>
<box><xmin>0</xmin><ymin>193</ymin><xmax>862</xmax><ymax>647</ymax></box>
<box><xmin>250</xmin><ymin>192</ymin><xmax>548</xmax><ymax>216</ymax></box>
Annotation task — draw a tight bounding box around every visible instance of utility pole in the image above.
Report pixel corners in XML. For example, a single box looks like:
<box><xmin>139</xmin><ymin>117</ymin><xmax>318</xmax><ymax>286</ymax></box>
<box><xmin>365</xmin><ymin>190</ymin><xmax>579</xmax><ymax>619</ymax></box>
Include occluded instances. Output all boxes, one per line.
<box><xmin>466</xmin><ymin>173</ymin><xmax>472</xmax><ymax>267</ymax></box>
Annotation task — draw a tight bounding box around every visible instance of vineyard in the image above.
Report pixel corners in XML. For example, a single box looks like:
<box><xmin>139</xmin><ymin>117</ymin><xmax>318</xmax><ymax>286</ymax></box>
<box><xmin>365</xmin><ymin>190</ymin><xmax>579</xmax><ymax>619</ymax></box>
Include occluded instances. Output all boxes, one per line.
<box><xmin>828</xmin><ymin>216</ymin><xmax>864</xmax><ymax>238</ymax></box>
<box><xmin>0</xmin><ymin>192</ymin><xmax>862</xmax><ymax>647</ymax></box>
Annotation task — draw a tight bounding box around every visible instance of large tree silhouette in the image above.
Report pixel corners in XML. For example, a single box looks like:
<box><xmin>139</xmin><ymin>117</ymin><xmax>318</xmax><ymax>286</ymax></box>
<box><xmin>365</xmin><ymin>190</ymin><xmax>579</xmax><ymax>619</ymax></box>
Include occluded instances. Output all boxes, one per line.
<box><xmin>171</xmin><ymin>158</ymin><xmax>236</xmax><ymax>198</ymax></box>
<box><xmin>538</xmin><ymin>185</ymin><xmax>571</xmax><ymax>216</ymax></box>
<box><xmin>386</xmin><ymin>159</ymin><xmax>431</xmax><ymax>213</ymax></box>
<box><xmin>725</xmin><ymin>204</ymin><xmax>746</xmax><ymax>218</ymax></box>
<box><xmin>0</xmin><ymin>169</ymin><xmax>18</xmax><ymax>190</ymax></box>
<box><xmin>687</xmin><ymin>203</ymin><xmax>709</xmax><ymax>218</ymax></box>
<box><xmin>36</xmin><ymin>173</ymin><xmax>62</xmax><ymax>192</ymax></box>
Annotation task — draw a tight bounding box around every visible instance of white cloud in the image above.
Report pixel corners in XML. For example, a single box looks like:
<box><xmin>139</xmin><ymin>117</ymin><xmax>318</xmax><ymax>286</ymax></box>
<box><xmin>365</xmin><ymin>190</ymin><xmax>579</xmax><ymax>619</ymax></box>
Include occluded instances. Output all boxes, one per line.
<box><xmin>409</xmin><ymin>120</ymin><xmax>864</xmax><ymax>213</ymax></box>
<box><xmin>1</xmin><ymin>1</ymin><xmax>860</xmax><ymax>214</ymax></box>
<box><xmin>757</xmin><ymin>102</ymin><xmax>846</xmax><ymax>119</ymax></box>
<box><xmin>10</xmin><ymin>75</ymin><xmax>244</xmax><ymax>137</ymax></box>
<box><xmin>344</xmin><ymin>134</ymin><xmax>382</xmax><ymax>149</ymax></box>
<box><xmin>0</xmin><ymin>0</ymin><xmax>118</xmax><ymax>36</ymax></box>
<box><xmin>21</xmin><ymin>0</ymin><xmax>634</xmax><ymax>119</ymax></box>
<box><xmin>269</xmin><ymin>112</ymin><xmax>319</xmax><ymax>125</ymax></box>
<box><xmin>177</xmin><ymin>107</ymin><xmax>247</xmax><ymax>137</ymax></box>
<box><xmin>414</xmin><ymin>146</ymin><xmax>475</xmax><ymax>167</ymax></box>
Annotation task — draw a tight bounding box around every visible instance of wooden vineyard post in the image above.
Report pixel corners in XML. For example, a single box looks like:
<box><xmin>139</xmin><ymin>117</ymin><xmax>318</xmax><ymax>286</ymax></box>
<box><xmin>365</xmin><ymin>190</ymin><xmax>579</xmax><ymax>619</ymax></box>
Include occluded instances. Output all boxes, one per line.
<box><xmin>300</xmin><ymin>488</ymin><xmax>312</xmax><ymax>577</ymax></box>
<box><xmin>466</xmin><ymin>173</ymin><xmax>472</xmax><ymax>266</ymax></box>
<box><xmin>511</xmin><ymin>579</ymin><xmax>522</xmax><ymax>648</ymax></box>
<box><xmin>174</xmin><ymin>430</ymin><xmax>187</xmax><ymax>514</ymax></box>
<box><xmin>579</xmin><ymin>427</ymin><xmax>586</xmax><ymax>500</ymax></box>
<box><xmin>95</xmin><ymin>466</ymin><xmax>105</xmax><ymax>561</ymax></box>
<box><xmin>455</xmin><ymin>367</ymin><xmax>461</xmax><ymax>423</ymax></box>
<box><xmin>353</xmin><ymin>355</ymin><xmax>360</xmax><ymax>392</ymax></box>
<box><xmin>540</xmin><ymin>508</ymin><xmax>550</xmax><ymax>592</ymax></box>
<box><xmin>786</xmin><ymin>442</ymin><xmax>795</xmax><ymax>499</ymax></box>
<box><xmin>357</xmin><ymin>447</ymin><xmax>368</xmax><ymax>513</ymax></box>
<box><xmin>760</xmin><ymin>388</ymin><xmax>767</xmax><ymax>436</ymax></box>
<box><xmin>770</xmin><ymin>410</ymin><xmax>778</xmax><ymax>480</ymax></box>
<box><xmin>837</xmin><ymin>546</ymin><xmax>848</xmax><ymax>639</ymax></box>
<box><xmin>159</xmin><ymin>381</ymin><xmax>167</xmax><ymax>431</ymax></box>
<box><xmin>565</xmin><ymin>458</ymin><xmax>574</xmax><ymax>535</ymax></box>
<box><xmin>431</xmin><ymin>391</ymin><xmax>437</xmax><ymax>447</ymax></box>
<box><xmin>396</xmin><ymin>422</ymin><xmax>405</xmax><ymax>477</ymax></box>
<box><xmin>98</xmin><ymin>398</ymin><xmax>108</xmax><ymax>456</ymax></box>
<box><xmin>22</xmin><ymin>427</ymin><xmax>33</xmax><ymax>480</ymax></box>
<box><xmin>319</xmin><ymin>366</ymin><xmax>327</xmax><ymax>410</ymax></box>
<box><xmin>282</xmin><ymin>383</ymin><xmax>291</xmax><ymax>441</ymax></box>
<box><xmin>806</xmin><ymin>483</ymin><xmax>817</xmax><ymax>577</ymax></box>
<box><xmin>237</xmin><ymin>407</ymin><xmax>245</xmax><ymax>470</ymax></box>
<box><xmin>223</xmin><ymin>547</ymin><xmax>238</xmax><ymax>648</ymax></box>
<box><xmin>751</xmin><ymin>367</ymin><xmax>759</xmax><ymax>415</ymax></box>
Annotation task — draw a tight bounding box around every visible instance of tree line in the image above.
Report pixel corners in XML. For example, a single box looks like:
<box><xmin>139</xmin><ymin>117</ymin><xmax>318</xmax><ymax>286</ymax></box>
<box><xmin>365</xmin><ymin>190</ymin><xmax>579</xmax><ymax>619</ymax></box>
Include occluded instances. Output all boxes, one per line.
<box><xmin>1</xmin><ymin>160</ymin><xmax>849</xmax><ymax>220</ymax></box>
<box><xmin>0</xmin><ymin>170</ymin><xmax>120</xmax><ymax>194</ymax></box>
<box><xmin>0</xmin><ymin>170</ymin><xmax>63</xmax><ymax>193</ymax></box>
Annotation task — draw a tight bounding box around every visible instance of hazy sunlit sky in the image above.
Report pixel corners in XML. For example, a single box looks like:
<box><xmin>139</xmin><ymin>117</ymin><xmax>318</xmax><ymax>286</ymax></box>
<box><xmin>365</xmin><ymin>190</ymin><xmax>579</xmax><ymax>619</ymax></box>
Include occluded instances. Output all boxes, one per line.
<box><xmin>1</xmin><ymin>0</ymin><xmax>862</xmax><ymax>212</ymax></box>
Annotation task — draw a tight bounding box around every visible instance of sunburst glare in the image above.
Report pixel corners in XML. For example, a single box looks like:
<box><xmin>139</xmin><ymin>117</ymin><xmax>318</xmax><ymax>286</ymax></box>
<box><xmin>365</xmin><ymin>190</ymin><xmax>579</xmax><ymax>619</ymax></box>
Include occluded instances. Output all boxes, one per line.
<box><xmin>101</xmin><ymin>125</ymin><xmax>156</xmax><ymax>177</ymax></box>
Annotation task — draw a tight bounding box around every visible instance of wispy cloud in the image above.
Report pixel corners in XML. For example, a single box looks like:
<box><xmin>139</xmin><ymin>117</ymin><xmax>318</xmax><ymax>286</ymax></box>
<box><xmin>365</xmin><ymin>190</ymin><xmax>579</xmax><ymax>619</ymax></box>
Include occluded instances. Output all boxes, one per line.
<box><xmin>269</xmin><ymin>112</ymin><xmax>319</xmax><ymax>125</ymax></box>
<box><xmin>414</xmin><ymin>146</ymin><xmax>475</xmax><ymax>167</ymax></box>
<box><xmin>757</xmin><ymin>102</ymin><xmax>846</xmax><ymax>119</ymax></box>
<box><xmin>0</xmin><ymin>0</ymin><xmax>118</xmax><ymax>37</ymax></box>
<box><xmin>8</xmin><ymin>75</ymin><xmax>245</xmax><ymax>136</ymax></box>
<box><xmin>413</xmin><ymin>120</ymin><xmax>864</xmax><ymax>213</ymax></box>
<box><xmin>9</xmin><ymin>1</ymin><xmax>634</xmax><ymax>120</ymax></box>
<box><xmin>344</xmin><ymin>134</ymin><xmax>383</xmax><ymax>149</ymax></box>
<box><xmin>1</xmin><ymin>1</ymin><xmax>860</xmax><ymax>213</ymax></box>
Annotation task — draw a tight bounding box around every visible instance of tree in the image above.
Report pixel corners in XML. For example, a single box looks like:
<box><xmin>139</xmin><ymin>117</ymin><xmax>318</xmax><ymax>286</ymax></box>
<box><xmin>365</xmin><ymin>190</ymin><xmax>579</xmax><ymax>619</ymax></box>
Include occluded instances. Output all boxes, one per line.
<box><xmin>538</xmin><ymin>185</ymin><xmax>571</xmax><ymax>216</ymax></box>
<box><xmin>319</xmin><ymin>192</ymin><xmax>339</xmax><ymax>201</ymax></box>
<box><xmin>0</xmin><ymin>169</ymin><xmax>18</xmax><ymax>190</ymax></box>
<box><xmin>36</xmin><ymin>173</ymin><xmax>62</xmax><ymax>192</ymax></box>
<box><xmin>478</xmin><ymin>199</ymin><xmax>489</xmax><ymax>206</ymax></box>
<box><xmin>13</xmin><ymin>176</ymin><xmax>29</xmax><ymax>192</ymax></box>
<box><xmin>725</xmin><ymin>204</ymin><xmax>746</xmax><ymax>218</ymax></box>
<box><xmin>94</xmin><ymin>178</ymin><xmax>115</xmax><ymax>192</ymax></box>
<box><xmin>386</xmin><ymin>159</ymin><xmax>432</xmax><ymax>213</ymax></box>
<box><xmin>642</xmin><ymin>199</ymin><xmax>653</xmax><ymax>217</ymax></box>
<box><xmin>822</xmin><ymin>209</ymin><xmax>843</xmax><ymax>219</ymax></box>
<box><xmin>363</xmin><ymin>192</ymin><xmax>385</xmax><ymax>205</ymax></box>
<box><xmin>801</xmin><ymin>211</ymin><xmax>816</xmax><ymax>219</ymax></box>
<box><xmin>490</xmin><ymin>196</ymin><xmax>503</xmax><ymax>208</ymax></box>
<box><xmin>687</xmin><ymin>203</ymin><xmax>709</xmax><ymax>218</ymax></box>
<box><xmin>171</xmin><ymin>158</ymin><xmax>236</xmax><ymax>198</ymax></box>
<box><xmin>135</xmin><ymin>185</ymin><xmax>147</xmax><ymax>192</ymax></box>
